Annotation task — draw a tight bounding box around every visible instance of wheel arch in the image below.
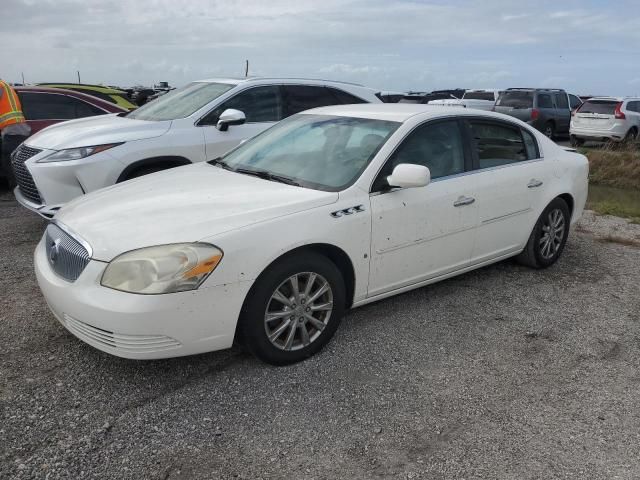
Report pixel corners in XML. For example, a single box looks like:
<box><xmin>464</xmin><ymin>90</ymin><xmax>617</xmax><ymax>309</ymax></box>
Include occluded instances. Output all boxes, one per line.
<box><xmin>116</xmin><ymin>156</ymin><xmax>192</xmax><ymax>183</ymax></box>
<box><xmin>556</xmin><ymin>193</ymin><xmax>574</xmax><ymax>218</ymax></box>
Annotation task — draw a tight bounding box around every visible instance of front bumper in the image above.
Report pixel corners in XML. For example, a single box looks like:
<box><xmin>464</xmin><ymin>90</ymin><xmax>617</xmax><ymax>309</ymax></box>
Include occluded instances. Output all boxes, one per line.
<box><xmin>34</xmin><ymin>237</ymin><xmax>251</xmax><ymax>360</ymax></box>
<box><xmin>14</xmin><ymin>187</ymin><xmax>61</xmax><ymax>218</ymax></box>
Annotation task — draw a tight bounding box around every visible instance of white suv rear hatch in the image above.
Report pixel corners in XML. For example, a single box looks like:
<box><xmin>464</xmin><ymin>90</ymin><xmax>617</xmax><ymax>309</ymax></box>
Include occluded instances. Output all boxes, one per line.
<box><xmin>573</xmin><ymin>99</ymin><xmax>619</xmax><ymax>130</ymax></box>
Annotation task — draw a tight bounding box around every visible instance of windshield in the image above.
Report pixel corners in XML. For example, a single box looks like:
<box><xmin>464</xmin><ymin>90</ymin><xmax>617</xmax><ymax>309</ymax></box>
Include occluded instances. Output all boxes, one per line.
<box><xmin>578</xmin><ymin>100</ymin><xmax>618</xmax><ymax>115</ymax></box>
<box><xmin>463</xmin><ymin>91</ymin><xmax>496</xmax><ymax>101</ymax></box>
<box><xmin>217</xmin><ymin>114</ymin><xmax>400</xmax><ymax>191</ymax></box>
<box><xmin>496</xmin><ymin>91</ymin><xmax>533</xmax><ymax>108</ymax></box>
<box><xmin>126</xmin><ymin>82</ymin><xmax>234</xmax><ymax>121</ymax></box>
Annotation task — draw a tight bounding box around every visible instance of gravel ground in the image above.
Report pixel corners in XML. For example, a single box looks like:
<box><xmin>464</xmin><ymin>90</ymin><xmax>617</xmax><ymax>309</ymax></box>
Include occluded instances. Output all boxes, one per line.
<box><xmin>1</xmin><ymin>187</ymin><xmax>639</xmax><ymax>480</ymax></box>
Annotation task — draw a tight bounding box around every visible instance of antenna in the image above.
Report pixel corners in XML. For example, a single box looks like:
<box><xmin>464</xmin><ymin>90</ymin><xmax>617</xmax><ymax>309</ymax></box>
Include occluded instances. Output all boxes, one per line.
<box><xmin>21</xmin><ymin>72</ymin><xmax>25</xmax><ymax>85</ymax></box>
<box><xmin>244</xmin><ymin>60</ymin><xmax>249</xmax><ymax>78</ymax></box>
<box><xmin>77</xmin><ymin>71</ymin><xmax>81</xmax><ymax>84</ymax></box>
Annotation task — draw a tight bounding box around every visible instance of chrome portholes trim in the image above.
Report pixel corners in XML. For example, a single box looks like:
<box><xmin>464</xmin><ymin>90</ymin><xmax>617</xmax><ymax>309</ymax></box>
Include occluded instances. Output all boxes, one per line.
<box><xmin>330</xmin><ymin>204</ymin><xmax>365</xmax><ymax>218</ymax></box>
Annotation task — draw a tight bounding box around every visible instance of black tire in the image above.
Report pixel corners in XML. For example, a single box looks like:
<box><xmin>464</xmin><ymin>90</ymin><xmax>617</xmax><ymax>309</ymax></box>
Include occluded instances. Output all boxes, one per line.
<box><xmin>239</xmin><ymin>252</ymin><xmax>346</xmax><ymax>365</ymax></box>
<box><xmin>624</xmin><ymin>127</ymin><xmax>638</xmax><ymax>145</ymax></box>
<box><xmin>517</xmin><ymin>198</ymin><xmax>571</xmax><ymax>269</ymax></box>
<box><xmin>543</xmin><ymin>121</ymin><xmax>555</xmax><ymax>139</ymax></box>
<box><xmin>570</xmin><ymin>135</ymin><xmax>584</xmax><ymax>148</ymax></box>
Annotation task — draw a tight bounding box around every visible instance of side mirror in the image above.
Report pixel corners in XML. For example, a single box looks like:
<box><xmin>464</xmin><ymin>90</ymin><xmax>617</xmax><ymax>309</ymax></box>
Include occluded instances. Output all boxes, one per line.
<box><xmin>387</xmin><ymin>164</ymin><xmax>431</xmax><ymax>189</ymax></box>
<box><xmin>216</xmin><ymin>109</ymin><xmax>246</xmax><ymax>131</ymax></box>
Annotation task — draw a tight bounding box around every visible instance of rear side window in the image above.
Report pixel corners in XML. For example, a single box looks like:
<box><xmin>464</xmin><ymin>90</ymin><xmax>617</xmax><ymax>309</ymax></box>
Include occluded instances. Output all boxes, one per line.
<box><xmin>554</xmin><ymin>93</ymin><xmax>569</xmax><ymax>109</ymax></box>
<box><xmin>578</xmin><ymin>100</ymin><xmax>618</xmax><ymax>115</ymax></box>
<box><xmin>537</xmin><ymin>94</ymin><xmax>553</xmax><ymax>108</ymax></box>
<box><xmin>521</xmin><ymin>129</ymin><xmax>540</xmax><ymax>159</ymax></box>
<box><xmin>463</xmin><ymin>91</ymin><xmax>496</xmax><ymax>101</ymax></box>
<box><xmin>626</xmin><ymin>101</ymin><xmax>639</xmax><ymax>113</ymax></box>
<box><xmin>468</xmin><ymin>121</ymin><xmax>528</xmax><ymax>169</ymax></box>
<box><xmin>496</xmin><ymin>91</ymin><xmax>533</xmax><ymax>108</ymax></box>
<box><xmin>282</xmin><ymin>85</ymin><xmax>342</xmax><ymax>116</ymax></box>
<box><xmin>327</xmin><ymin>88</ymin><xmax>366</xmax><ymax>105</ymax></box>
<box><xmin>202</xmin><ymin>86</ymin><xmax>282</xmax><ymax>124</ymax></box>
<box><xmin>19</xmin><ymin>92</ymin><xmax>104</xmax><ymax>120</ymax></box>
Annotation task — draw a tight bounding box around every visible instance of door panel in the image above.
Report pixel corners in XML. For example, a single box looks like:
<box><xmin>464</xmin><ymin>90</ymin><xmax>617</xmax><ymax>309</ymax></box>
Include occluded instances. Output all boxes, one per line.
<box><xmin>369</xmin><ymin>177</ymin><xmax>478</xmax><ymax>296</ymax></box>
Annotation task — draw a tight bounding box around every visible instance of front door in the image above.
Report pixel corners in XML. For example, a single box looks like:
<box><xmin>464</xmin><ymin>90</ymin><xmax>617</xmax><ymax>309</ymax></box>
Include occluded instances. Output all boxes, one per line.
<box><xmin>368</xmin><ymin>119</ymin><xmax>478</xmax><ymax>296</ymax></box>
<box><xmin>200</xmin><ymin>85</ymin><xmax>283</xmax><ymax>160</ymax></box>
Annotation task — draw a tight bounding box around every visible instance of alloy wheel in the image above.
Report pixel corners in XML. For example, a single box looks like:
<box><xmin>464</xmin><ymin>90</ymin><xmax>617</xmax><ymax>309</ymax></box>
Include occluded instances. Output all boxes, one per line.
<box><xmin>539</xmin><ymin>208</ymin><xmax>565</xmax><ymax>260</ymax></box>
<box><xmin>264</xmin><ymin>272</ymin><xmax>334</xmax><ymax>351</ymax></box>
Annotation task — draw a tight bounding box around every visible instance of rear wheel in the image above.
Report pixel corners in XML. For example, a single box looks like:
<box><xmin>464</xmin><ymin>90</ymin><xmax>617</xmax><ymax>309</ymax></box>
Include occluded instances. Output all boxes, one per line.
<box><xmin>517</xmin><ymin>198</ymin><xmax>570</xmax><ymax>269</ymax></box>
<box><xmin>570</xmin><ymin>135</ymin><xmax>584</xmax><ymax>148</ymax></box>
<box><xmin>624</xmin><ymin>127</ymin><xmax>638</xmax><ymax>145</ymax></box>
<box><xmin>239</xmin><ymin>252</ymin><xmax>346</xmax><ymax>365</ymax></box>
<box><xmin>543</xmin><ymin>122</ymin><xmax>555</xmax><ymax>139</ymax></box>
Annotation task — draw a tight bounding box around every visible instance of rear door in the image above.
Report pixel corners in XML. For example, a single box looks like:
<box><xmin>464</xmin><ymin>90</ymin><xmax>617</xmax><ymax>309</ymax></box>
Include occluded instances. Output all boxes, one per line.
<box><xmin>463</xmin><ymin>119</ymin><xmax>549</xmax><ymax>263</ymax></box>
<box><xmin>535</xmin><ymin>93</ymin><xmax>556</xmax><ymax>132</ymax></box>
<box><xmin>199</xmin><ymin>85</ymin><xmax>283</xmax><ymax>159</ymax></box>
<box><xmin>280</xmin><ymin>85</ymin><xmax>350</xmax><ymax>117</ymax></box>
<box><xmin>553</xmin><ymin>92</ymin><xmax>571</xmax><ymax>134</ymax></box>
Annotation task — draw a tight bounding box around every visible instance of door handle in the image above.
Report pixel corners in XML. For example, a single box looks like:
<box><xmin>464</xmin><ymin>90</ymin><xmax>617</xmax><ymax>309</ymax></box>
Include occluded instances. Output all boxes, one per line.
<box><xmin>453</xmin><ymin>196</ymin><xmax>475</xmax><ymax>207</ymax></box>
<box><xmin>527</xmin><ymin>179</ymin><xmax>544</xmax><ymax>188</ymax></box>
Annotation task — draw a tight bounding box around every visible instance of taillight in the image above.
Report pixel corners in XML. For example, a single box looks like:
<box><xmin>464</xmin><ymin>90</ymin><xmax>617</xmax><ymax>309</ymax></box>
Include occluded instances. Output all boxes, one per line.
<box><xmin>614</xmin><ymin>102</ymin><xmax>625</xmax><ymax>119</ymax></box>
<box><xmin>531</xmin><ymin>108</ymin><xmax>540</xmax><ymax>121</ymax></box>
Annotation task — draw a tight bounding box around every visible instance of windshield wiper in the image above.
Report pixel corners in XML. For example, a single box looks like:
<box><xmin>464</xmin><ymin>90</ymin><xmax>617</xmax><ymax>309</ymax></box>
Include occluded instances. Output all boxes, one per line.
<box><xmin>208</xmin><ymin>157</ymin><xmax>234</xmax><ymax>170</ymax></box>
<box><xmin>233</xmin><ymin>167</ymin><xmax>301</xmax><ymax>187</ymax></box>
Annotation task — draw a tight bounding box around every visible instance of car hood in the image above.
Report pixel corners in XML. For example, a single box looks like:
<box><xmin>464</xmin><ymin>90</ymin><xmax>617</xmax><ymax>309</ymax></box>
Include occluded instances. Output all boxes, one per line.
<box><xmin>55</xmin><ymin>163</ymin><xmax>339</xmax><ymax>261</ymax></box>
<box><xmin>25</xmin><ymin>114</ymin><xmax>171</xmax><ymax>150</ymax></box>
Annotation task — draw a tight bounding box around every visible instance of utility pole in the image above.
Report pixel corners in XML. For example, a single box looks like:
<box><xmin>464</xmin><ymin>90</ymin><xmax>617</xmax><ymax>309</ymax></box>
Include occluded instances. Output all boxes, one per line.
<box><xmin>77</xmin><ymin>71</ymin><xmax>81</xmax><ymax>84</ymax></box>
<box><xmin>244</xmin><ymin>60</ymin><xmax>249</xmax><ymax>78</ymax></box>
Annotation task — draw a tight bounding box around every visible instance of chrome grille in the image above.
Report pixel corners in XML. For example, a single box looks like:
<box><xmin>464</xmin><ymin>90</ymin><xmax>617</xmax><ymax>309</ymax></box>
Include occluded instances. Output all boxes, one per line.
<box><xmin>45</xmin><ymin>223</ymin><xmax>91</xmax><ymax>282</ymax></box>
<box><xmin>11</xmin><ymin>145</ymin><xmax>42</xmax><ymax>204</ymax></box>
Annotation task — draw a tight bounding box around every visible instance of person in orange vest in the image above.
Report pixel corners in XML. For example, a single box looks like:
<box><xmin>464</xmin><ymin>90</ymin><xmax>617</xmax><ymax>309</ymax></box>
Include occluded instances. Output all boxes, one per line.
<box><xmin>0</xmin><ymin>79</ymin><xmax>31</xmax><ymax>187</ymax></box>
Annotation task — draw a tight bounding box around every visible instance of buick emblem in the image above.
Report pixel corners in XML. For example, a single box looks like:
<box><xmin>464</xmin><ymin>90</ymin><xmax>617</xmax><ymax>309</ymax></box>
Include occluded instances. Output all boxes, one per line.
<box><xmin>49</xmin><ymin>238</ymin><xmax>61</xmax><ymax>265</ymax></box>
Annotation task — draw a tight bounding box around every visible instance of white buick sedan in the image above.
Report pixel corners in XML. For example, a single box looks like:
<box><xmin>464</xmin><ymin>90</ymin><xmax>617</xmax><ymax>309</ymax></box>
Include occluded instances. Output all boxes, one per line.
<box><xmin>35</xmin><ymin>105</ymin><xmax>589</xmax><ymax>365</ymax></box>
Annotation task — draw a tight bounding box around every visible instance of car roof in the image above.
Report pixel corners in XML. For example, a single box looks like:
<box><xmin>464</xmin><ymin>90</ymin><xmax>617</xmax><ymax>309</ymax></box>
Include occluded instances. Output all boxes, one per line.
<box><xmin>303</xmin><ymin>104</ymin><xmax>518</xmax><ymax>122</ymax></box>
<box><xmin>37</xmin><ymin>83</ymin><xmax>128</xmax><ymax>94</ymax></box>
<box><xmin>15</xmin><ymin>86</ymin><xmax>127</xmax><ymax>111</ymax></box>
<box><xmin>585</xmin><ymin>96</ymin><xmax>638</xmax><ymax>102</ymax></box>
<box><xmin>193</xmin><ymin>76</ymin><xmax>366</xmax><ymax>87</ymax></box>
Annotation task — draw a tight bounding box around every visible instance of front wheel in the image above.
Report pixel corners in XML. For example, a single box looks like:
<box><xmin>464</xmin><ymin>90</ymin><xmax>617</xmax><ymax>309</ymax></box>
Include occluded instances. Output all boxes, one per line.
<box><xmin>517</xmin><ymin>198</ymin><xmax>570</xmax><ymax>268</ymax></box>
<box><xmin>239</xmin><ymin>252</ymin><xmax>346</xmax><ymax>365</ymax></box>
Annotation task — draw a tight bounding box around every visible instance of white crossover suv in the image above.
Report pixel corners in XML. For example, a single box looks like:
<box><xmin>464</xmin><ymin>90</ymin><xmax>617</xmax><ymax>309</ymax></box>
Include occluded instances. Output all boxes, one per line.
<box><xmin>35</xmin><ymin>105</ymin><xmax>589</xmax><ymax>365</ymax></box>
<box><xmin>12</xmin><ymin>77</ymin><xmax>381</xmax><ymax>217</ymax></box>
<box><xmin>570</xmin><ymin>96</ymin><xmax>640</xmax><ymax>146</ymax></box>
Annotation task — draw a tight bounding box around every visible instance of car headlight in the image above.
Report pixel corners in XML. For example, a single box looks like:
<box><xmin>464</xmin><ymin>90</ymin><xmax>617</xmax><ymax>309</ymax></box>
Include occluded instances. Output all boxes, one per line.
<box><xmin>38</xmin><ymin>143</ymin><xmax>123</xmax><ymax>163</ymax></box>
<box><xmin>101</xmin><ymin>243</ymin><xmax>223</xmax><ymax>294</ymax></box>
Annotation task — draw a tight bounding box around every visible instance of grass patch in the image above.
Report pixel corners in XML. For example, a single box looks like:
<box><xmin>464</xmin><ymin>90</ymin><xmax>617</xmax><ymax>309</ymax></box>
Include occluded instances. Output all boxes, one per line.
<box><xmin>583</xmin><ymin>145</ymin><xmax>640</xmax><ymax>190</ymax></box>
<box><xmin>588</xmin><ymin>199</ymin><xmax>640</xmax><ymax>224</ymax></box>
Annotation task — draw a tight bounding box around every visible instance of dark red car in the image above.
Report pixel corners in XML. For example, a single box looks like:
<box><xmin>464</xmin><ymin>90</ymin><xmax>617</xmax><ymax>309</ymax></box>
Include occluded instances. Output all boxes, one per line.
<box><xmin>14</xmin><ymin>86</ymin><xmax>127</xmax><ymax>135</ymax></box>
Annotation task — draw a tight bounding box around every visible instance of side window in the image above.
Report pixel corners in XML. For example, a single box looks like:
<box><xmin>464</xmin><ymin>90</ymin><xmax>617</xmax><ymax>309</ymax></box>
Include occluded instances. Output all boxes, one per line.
<box><xmin>555</xmin><ymin>93</ymin><xmax>569</xmax><ymax>109</ymax></box>
<box><xmin>282</xmin><ymin>85</ymin><xmax>341</xmax><ymax>116</ymax></box>
<box><xmin>201</xmin><ymin>86</ymin><xmax>282</xmax><ymax>124</ymax></box>
<box><xmin>372</xmin><ymin>120</ymin><xmax>465</xmax><ymax>191</ymax></box>
<box><xmin>627</xmin><ymin>101</ymin><xmax>639</xmax><ymax>113</ymax></box>
<box><xmin>521</xmin><ymin>129</ymin><xmax>540</xmax><ymax>159</ymax></box>
<box><xmin>469</xmin><ymin>121</ymin><xmax>528</xmax><ymax>169</ymax></box>
<box><xmin>537</xmin><ymin>94</ymin><xmax>553</xmax><ymax>109</ymax></box>
<box><xmin>327</xmin><ymin>87</ymin><xmax>366</xmax><ymax>105</ymax></box>
<box><xmin>18</xmin><ymin>92</ymin><xmax>102</xmax><ymax>120</ymax></box>
<box><xmin>568</xmin><ymin>94</ymin><xmax>582</xmax><ymax>110</ymax></box>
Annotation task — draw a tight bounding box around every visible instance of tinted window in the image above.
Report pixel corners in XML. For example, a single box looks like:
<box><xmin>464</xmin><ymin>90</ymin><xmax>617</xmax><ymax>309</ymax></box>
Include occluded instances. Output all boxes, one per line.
<box><xmin>626</xmin><ymin>101</ymin><xmax>638</xmax><ymax>113</ymax></box>
<box><xmin>202</xmin><ymin>86</ymin><xmax>282</xmax><ymax>124</ymax></box>
<box><xmin>19</xmin><ymin>92</ymin><xmax>104</xmax><ymax>120</ymax></box>
<box><xmin>327</xmin><ymin>87</ymin><xmax>366</xmax><ymax>105</ymax></box>
<box><xmin>463</xmin><ymin>91</ymin><xmax>496</xmax><ymax>101</ymax></box>
<box><xmin>578</xmin><ymin>100</ymin><xmax>618</xmax><ymax>115</ymax></box>
<box><xmin>554</xmin><ymin>93</ymin><xmax>569</xmax><ymax>109</ymax></box>
<box><xmin>537</xmin><ymin>94</ymin><xmax>553</xmax><ymax>108</ymax></box>
<box><xmin>282</xmin><ymin>85</ymin><xmax>342</xmax><ymax>116</ymax></box>
<box><xmin>469</xmin><ymin>121</ymin><xmax>528</xmax><ymax>169</ymax></box>
<box><xmin>373</xmin><ymin>120</ymin><xmax>465</xmax><ymax>191</ymax></box>
<box><xmin>568</xmin><ymin>94</ymin><xmax>582</xmax><ymax>110</ymax></box>
<box><xmin>496</xmin><ymin>91</ymin><xmax>533</xmax><ymax>108</ymax></box>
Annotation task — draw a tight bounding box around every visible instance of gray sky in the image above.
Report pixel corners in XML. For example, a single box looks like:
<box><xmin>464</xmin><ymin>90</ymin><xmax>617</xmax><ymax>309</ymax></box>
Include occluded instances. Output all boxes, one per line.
<box><xmin>2</xmin><ymin>0</ymin><xmax>640</xmax><ymax>96</ymax></box>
